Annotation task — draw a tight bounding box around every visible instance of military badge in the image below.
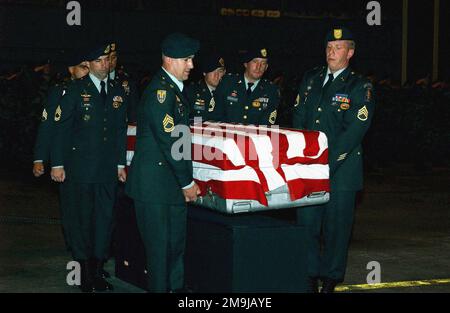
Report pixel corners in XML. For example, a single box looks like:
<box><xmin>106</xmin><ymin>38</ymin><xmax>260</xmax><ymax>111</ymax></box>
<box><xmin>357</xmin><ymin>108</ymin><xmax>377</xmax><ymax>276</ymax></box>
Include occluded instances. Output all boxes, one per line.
<box><xmin>340</xmin><ymin>103</ymin><xmax>350</xmax><ymax>110</ymax></box>
<box><xmin>334</xmin><ymin>29</ymin><xmax>342</xmax><ymax>39</ymax></box>
<box><xmin>83</xmin><ymin>114</ymin><xmax>90</xmax><ymax>121</ymax></box>
<box><xmin>104</xmin><ymin>45</ymin><xmax>111</xmax><ymax>54</ymax></box>
<box><xmin>112</xmin><ymin>95</ymin><xmax>123</xmax><ymax>109</ymax></box>
<box><xmin>54</xmin><ymin>105</ymin><xmax>62</xmax><ymax>122</ymax></box>
<box><xmin>357</xmin><ymin>105</ymin><xmax>369</xmax><ymax>121</ymax></box>
<box><xmin>157</xmin><ymin>90</ymin><xmax>167</xmax><ymax>104</ymax></box>
<box><xmin>208</xmin><ymin>97</ymin><xmax>215</xmax><ymax>112</ymax></box>
<box><xmin>252</xmin><ymin>100</ymin><xmax>261</xmax><ymax>108</ymax></box>
<box><xmin>269</xmin><ymin>110</ymin><xmax>277</xmax><ymax>125</ymax></box>
<box><xmin>176</xmin><ymin>95</ymin><xmax>180</xmax><ymax>102</ymax></box>
<box><xmin>261</xmin><ymin>48</ymin><xmax>267</xmax><ymax>57</ymax></box>
<box><xmin>163</xmin><ymin>114</ymin><xmax>175</xmax><ymax>132</ymax></box>
<box><xmin>122</xmin><ymin>80</ymin><xmax>130</xmax><ymax>95</ymax></box>
<box><xmin>41</xmin><ymin>108</ymin><xmax>48</xmax><ymax>121</ymax></box>
<box><xmin>219</xmin><ymin>58</ymin><xmax>225</xmax><ymax>67</ymax></box>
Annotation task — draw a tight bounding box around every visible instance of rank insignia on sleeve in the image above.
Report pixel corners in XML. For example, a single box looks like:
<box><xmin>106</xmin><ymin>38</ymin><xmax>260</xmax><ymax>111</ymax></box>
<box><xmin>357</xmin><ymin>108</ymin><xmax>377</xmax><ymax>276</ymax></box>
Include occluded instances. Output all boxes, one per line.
<box><xmin>163</xmin><ymin>114</ymin><xmax>175</xmax><ymax>132</ymax></box>
<box><xmin>157</xmin><ymin>90</ymin><xmax>167</xmax><ymax>104</ymax></box>
<box><xmin>41</xmin><ymin>108</ymin><xmax>48</xmax><ymax>121</ymax></box>
<box><xmin>54</xmin><ymin>105</ymin><xmax>62</xmax><ymax>121</ymax></box>
<box><xmin>269</xmin><ymin>110</ymin><xmax>277</xmax><ymax>125</ymax></box>
<box><xmin>357</xmin><ymin>105</ymin><xmax>369</xmax><ymax>121</ymax></box>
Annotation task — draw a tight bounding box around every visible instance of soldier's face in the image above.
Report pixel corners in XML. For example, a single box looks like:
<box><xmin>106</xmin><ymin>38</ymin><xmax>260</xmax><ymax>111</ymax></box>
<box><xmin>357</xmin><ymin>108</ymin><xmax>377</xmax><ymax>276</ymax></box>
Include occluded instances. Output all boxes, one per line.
<box><xmin>88</xmin><ymin>55</ymin><xmax>110</xmax><ymax>80</ymax></box>
<box><xmin>204</xmin><ymin>67</ymin><xmax>226</xmax><ymax>88</ymax></box>
<box><xmin>170</xmin><ymin>56</ymin><xmax>194</xmax><ymax>81</ymax></box>
<box><xmin>244</xmin><ymin>58</ymin><xmax>268</xmax><ymax>81</ymax></box>
<box><xmin>109</xmin><ymin>51</ymin><xmax>117</xmax><ymax>72</ymax></box>
<box><xmin>326</xmin><ymin>40</ymin><xmax>354</xmax><ymax>72</ymax></box>
<box><xmin>68</xmin><ymin>61</ymin><xmax>89</xmax><ymax>79</ymax></box>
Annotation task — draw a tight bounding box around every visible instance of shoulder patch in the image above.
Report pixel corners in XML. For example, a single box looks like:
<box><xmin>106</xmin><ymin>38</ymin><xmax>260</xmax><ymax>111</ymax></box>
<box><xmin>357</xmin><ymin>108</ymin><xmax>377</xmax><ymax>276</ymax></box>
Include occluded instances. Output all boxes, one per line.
<box><xmin>54</xmin><ymin>105</ymin><xmax>62</xmax><ymax>121</ymax></box>
<box><xmin>157</xmin><ymin>90</ymin><xmax>167</xmax><ymax>103</ymax></box>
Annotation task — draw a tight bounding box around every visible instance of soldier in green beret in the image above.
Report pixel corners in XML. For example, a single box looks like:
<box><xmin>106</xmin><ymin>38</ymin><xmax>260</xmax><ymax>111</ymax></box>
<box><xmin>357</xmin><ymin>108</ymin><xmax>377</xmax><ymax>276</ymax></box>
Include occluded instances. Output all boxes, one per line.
<box><xmin>214</xmin><ymin>47</ymin><xmax>280</xmax><ymax>125</ymax></box>
<box><xmin>293</xmin><ymin>27</ymin><xmax>375</xmax><ymax>293</ymax></box>
<box><xmin>125</xmin><ymin>32</ymin><xmax>201</xmax><ymax>293</ymax></box>
<box><xmin>32</xmin><ymin>53</ymin><xmax>89</xmax><ymax>254</ymax></box>
<box><xmin>108</xmin><ymin>42</ymin><xmax>139</xmax><ymax>123</ymax></box>
<box><xmin>51</xmin><ymin>43</ymin><xmax>129</xmax><ymax>292</ymax></box>
<box><xmin>186</xmin><ymin>53</ymin><xmax>226</xmax><ymax>121</ymax></box>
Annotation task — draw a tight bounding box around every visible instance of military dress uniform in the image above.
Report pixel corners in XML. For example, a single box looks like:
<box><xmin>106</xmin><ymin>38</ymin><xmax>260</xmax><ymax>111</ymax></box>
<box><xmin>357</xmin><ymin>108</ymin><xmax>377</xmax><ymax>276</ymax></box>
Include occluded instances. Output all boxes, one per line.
<box><xmin>187</xmin><ymin>79</ymin><xmax>220</xmax><ymax>121</ymax></box>
<box><xmin>108</xmin><ymin>43</ymin><xmax>140</xmax><ymax>123</ymax></box>
<box><xmin>125</xmin><ymin>33</ymin><xmax>199</xmax><ymax>293</ymax></box>
<box><xmin>34</xmin><ymin>79</ymin><xmax>73</xmax><ymax>250</ymax></box>
<box><xmin>51</xmin><ymin>45</ymin><xmax>128</xmax><ymax>292</ymax></box>
<box><xmin>293</xmin><ymin>61</ymin><xmax>375</xmax><ymax>290</ymax></box>
<box><xmin>186</xmin><ymin>54</ymin><xmax>226</xmax><ymax>122</ymax></box>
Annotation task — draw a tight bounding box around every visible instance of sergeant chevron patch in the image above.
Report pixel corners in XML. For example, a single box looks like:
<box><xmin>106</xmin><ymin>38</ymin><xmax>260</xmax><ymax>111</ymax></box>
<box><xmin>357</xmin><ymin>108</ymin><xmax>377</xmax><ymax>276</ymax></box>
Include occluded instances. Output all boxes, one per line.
<box><xmin>163</xmin><ymin>114</ymin><xmax>175</xmax><ymax>132</ymax></box>
<box><xmin>357</xmin><ymin>105</ymin><xmax>369</xmax><ymax>121</ymax></box>
<box><xmin>269</xmin><ymin>110</ymin><xmax>277</xmax><ymax>125</ymax></box>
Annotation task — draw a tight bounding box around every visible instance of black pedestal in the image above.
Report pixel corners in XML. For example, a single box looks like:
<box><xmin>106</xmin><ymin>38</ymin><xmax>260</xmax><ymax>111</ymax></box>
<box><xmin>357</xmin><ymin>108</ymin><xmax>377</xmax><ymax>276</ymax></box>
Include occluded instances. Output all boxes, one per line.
<box><xmin>185</xmin><ymin>206</ymin><xmax>308</xmax><ymax>292</ymax></box>
<box><xmin>114</xmin><ymin>198</ymin><xmax>308</xmax><ymax>292</ymax></box>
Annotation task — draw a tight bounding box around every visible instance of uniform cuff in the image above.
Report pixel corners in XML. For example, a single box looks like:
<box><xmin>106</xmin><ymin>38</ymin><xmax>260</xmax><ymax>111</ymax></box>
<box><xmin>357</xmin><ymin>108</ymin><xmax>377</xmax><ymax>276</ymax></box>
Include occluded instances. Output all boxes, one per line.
<box><xmin>182</xmin><ymin>181</ymin><xmax>195</xmax><ymax>189</ymax></box>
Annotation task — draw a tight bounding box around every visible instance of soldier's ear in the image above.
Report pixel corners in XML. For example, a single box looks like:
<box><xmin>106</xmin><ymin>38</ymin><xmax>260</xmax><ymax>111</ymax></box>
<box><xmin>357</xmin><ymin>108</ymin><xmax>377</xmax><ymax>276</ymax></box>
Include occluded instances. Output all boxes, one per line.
<box><xmin>347</xmin><ymin>49</ymin><xmax>355</xmax><ymax>60</ymax></box>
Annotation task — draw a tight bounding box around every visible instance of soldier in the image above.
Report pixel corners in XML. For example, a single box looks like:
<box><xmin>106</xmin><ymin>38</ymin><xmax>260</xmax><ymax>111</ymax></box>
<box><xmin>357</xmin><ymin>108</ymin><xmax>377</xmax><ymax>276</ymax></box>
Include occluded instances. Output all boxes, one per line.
<box><xmin>214</xmin><ymin>47</ymin><xmax>280</xmax><ymax>125</ymax></box>
<box><xmin>33</xmin><ymin>54</ymin><xmax>89</xmax><ymax>177</ymax></box>
<box><xmin>50</xmin><ymin>44</ymin><xmax>128</xmax><ymax>293</ymax></box>
<box><xmin>32</xmin><ymin>52</ymin><xmax>89</xmax><ymax>253</ymax></box>
<box><xmin>125</xmin><ymin>32</ymin><xmax>201</xmax><ymax>293</ymax></box>
<box><xmin>186</xmin><ymin>53</ymin><xmax>226</xmax><ymax>121</ymax></box>
<box><xmin>293</xmin><ymin>27</ymin><xmax>375</xmax><ymax>293</ymax></box>
<box><xmin>108</xmin><ymin>42</ymin><xmax>139</xmax><ymax>123</ymax></box>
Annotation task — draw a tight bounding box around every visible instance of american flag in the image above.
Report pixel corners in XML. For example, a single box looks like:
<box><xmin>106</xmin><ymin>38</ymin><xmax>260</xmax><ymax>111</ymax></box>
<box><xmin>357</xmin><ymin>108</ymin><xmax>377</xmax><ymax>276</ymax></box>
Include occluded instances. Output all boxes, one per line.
<box><xmin>127</xmin><ymin>122</ymin><xmax>329</xmax><ymax>207</ymax></box>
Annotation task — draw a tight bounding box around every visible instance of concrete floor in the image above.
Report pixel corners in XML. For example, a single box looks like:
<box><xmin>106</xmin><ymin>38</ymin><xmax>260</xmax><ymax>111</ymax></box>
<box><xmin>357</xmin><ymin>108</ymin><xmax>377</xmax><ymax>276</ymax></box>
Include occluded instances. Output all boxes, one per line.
<box><xmin>0</xmin><ymin>164</ymin><xmax>449</xmax><ymax>293</ymax></box>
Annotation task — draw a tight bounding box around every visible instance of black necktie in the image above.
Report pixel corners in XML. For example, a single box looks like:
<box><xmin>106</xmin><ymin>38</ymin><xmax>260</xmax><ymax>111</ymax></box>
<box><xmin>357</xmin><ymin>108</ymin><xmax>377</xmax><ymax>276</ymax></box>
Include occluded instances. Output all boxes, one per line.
<box><xmin>246</xmin><ymin>82</ymin><xmax>254</xmax><ymax>96</ymax></box>
<box><xmin>100</xmin><ymin>80</ymin><xmax>107</xmax><ymax>102</ymax></box>
<box><xmin>322</xmin><ymin>73</ymin><xmax>334</xmax><ymax>94</ymax></box>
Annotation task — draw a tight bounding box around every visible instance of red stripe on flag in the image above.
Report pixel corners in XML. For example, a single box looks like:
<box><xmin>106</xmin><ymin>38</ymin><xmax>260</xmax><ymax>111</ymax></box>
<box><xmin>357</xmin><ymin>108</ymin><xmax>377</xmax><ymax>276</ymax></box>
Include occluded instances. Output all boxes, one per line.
<box><xmin>287</xmin><ymin>178</ymin><xmax>330</xmax><ymax>201</ymax></box>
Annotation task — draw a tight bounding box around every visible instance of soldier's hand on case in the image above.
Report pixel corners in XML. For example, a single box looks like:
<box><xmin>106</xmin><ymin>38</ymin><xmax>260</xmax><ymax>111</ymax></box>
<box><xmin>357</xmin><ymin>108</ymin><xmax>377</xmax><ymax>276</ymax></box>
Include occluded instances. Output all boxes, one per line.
<box><xmin>51</xmin><ymin>168</ymin><xmax>65</xmax><ymax>183</ymax></box>
<box><xmin>183</xmin><ymin>183</ymin><xmax>201</xmax><ymax>202</ymax></box>
<box><xmin>33</xmin><ymin>162</ymin><xmax>45</xmax><ymax>177</ymax></box>
<box><xmin>118</xmin><ymin>168</ymin><xmax>127</xmax><ymax>182</ymax></box>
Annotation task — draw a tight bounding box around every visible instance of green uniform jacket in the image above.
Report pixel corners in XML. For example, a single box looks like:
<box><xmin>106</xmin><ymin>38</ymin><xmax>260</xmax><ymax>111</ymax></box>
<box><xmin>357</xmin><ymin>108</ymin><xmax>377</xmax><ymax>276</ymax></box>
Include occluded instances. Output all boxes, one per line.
<box><xmin>214</xmin><ymin>73</ymin><xmax>280</xmax><ymax>125</ymax></box>
<box><xmin>125</xmin><ymin>68</ymin><xmax>193</xmax><ymax>205</ymax></box>
<box><xmin>51</xmin><ymin>75</ymin><xmax>128</xmax><ymax>184</ymax></box>
<box><xmin>33</xmin><ymin>81</ymin><xmax>70</xmax><ymax>162</ymax></box>
<box><xmin>186</xmin><ymin>79</ymin><xmax>221</xmax><ymax>121</ymax></box>
<box><xmin>293</xmin><ymin>66</ymin><xmax>375</xmax><ymax>191</ymax></box>
<box><xmin>110</xmin><ymin>70</ymin><xmax>139</xmax><ymax>123</ymax></box>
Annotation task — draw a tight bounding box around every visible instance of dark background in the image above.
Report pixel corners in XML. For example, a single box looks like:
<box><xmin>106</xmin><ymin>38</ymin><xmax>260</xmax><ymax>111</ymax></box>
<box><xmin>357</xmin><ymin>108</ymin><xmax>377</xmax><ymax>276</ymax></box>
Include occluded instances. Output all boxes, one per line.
<box><xmin>0</xmin><ymin>0</ymin><xmax>449</xmax><ymax>169</ymax></box>
<box><xmin>0</xmin><ymin>0</ymin><xmax>448</xmax><ymax>81</ymax></box>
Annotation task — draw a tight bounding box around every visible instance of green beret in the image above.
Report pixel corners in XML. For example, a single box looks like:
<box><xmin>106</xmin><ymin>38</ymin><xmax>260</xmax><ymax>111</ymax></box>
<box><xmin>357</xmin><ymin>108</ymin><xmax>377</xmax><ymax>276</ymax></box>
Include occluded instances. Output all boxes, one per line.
<box><xmin>161</xmin><ymin>33</ymin><xmax>200</xmax><ymax>58</ymax></box>
<box><xmin>86</xmin><ymin>44</ymin><xmax>111</xmax><ymax>61</ymax></box>
<box><xmin>325</xmin><ymin>27</ymin><xmax>354</xmax><ymax>43</ymax></box>
<box><xmin>202</xmin><ymin>53</ymin><xmax>225</xmax><ymax>73</ymax></box>
<box><xmin>243</xmin><ymin>47</ymin><xmax>269</xmax><ymax>63</ymax></box>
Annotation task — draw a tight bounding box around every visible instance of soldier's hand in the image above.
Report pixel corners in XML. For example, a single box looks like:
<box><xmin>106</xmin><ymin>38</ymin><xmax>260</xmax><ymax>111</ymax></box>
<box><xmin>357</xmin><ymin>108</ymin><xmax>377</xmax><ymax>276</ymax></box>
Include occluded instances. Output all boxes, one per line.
<box><xmin>118</xmin><ymin>168</ymin><xmax>127</xmax><ymax>183</ymax></box>
<box><xmin>182</xmin><ymin>183</ymin><xmax>201</xmax><ymax>202</ymax></box>
<box><xmin>33</xmin><ymin>162</ymin><xmax>45</xmax><ymax>177</ymax></box>
<box><xmin>51</xmin><ymin>168</ymin><xmax>66</xmax><ymax>183</ymax></box>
